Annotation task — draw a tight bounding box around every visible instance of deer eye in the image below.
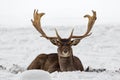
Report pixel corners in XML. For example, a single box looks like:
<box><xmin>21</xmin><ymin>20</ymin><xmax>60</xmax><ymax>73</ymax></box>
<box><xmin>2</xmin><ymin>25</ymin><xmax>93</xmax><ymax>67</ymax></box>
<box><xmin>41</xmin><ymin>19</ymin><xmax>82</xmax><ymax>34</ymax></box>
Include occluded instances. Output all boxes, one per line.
<box><xmin>51</xmin><ymin>39</ymin><xmax>56</xmax><ymax>43</ymax></box>
<box><xmin>56</xmin><ymin>40</ymin><xmax>62</xmax><ymax>46</ymax></box>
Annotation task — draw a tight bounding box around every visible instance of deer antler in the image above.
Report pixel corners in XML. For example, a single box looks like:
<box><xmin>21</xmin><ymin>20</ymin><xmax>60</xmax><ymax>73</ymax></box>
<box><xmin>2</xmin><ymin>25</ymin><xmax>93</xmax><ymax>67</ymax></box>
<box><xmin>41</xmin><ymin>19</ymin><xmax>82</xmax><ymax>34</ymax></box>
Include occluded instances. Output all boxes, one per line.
<box><xmin>70</xmin><ymin>10</ymin><xmax>97</xmax><ymax>39</ymax></box>
<box><xmin>31</xmin><ymin>10</ymin><xmax>96</xmax><ymax>40</ymax></box>
<box><xmin>31</xmin><ymin>9</ymin><xmax>58</xmax><ymax>39</ymax></box>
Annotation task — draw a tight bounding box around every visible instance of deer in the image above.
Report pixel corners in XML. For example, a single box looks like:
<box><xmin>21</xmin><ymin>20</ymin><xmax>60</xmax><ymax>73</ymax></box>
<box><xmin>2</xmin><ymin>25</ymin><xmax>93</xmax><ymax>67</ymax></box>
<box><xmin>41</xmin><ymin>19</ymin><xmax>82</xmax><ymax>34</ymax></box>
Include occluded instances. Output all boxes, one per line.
<box><xmin>27</xmin><ymin>10</ymin><xmax>97</xmax><ymax>73</ymax></box>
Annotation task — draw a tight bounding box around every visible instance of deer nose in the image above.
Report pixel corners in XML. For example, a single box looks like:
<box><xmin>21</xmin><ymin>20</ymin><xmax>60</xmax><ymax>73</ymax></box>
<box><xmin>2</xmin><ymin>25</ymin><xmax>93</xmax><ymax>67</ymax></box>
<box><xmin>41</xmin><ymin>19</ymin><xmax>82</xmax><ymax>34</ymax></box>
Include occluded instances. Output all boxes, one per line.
<box><xmin>64</xmin><ymin>50</ymin><xmax>68</xmax><ymax>53</ymax></box>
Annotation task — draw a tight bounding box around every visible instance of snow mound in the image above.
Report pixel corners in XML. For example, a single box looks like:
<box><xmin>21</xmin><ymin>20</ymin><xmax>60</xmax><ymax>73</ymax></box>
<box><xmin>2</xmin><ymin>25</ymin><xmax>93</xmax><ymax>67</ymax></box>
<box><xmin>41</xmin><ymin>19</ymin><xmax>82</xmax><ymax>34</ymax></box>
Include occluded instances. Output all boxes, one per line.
<box><xmin>9</xmin><ymin>64</ymin><xmax>25</xmax><ymax>74</ymax></box>
<box><xmin>85</xmin><ymin>66</ymin><xmax>106</xmax><ymax>73</ymax></box>
<box><xmin>0</xmin><ymin>65</ymin><xmax>6</xmax><ymax>70</ymax></box>
<box><xmin>20</xmin><ymin>70</ymin><xmax>51</xmax><ymax>80</ymax></box>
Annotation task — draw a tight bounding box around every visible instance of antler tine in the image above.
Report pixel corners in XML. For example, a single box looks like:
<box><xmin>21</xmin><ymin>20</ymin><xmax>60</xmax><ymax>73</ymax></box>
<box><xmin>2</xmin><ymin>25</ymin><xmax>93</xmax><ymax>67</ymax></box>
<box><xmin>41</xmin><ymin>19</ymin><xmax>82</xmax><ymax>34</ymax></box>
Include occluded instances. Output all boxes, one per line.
<box><xmin>69</xmin><ymin>28</ymin><xmax>74</xmax><ymax>40</ymax></box>
<box><xmin>71</xmin><ymin>10</ymin><xmax>97</xmax><ymax>39</ymax></box>
<box><xmin>55</xmin><ymin>28</ymin><xmax>61</xmax><ymax>40</ymax></box>
<box><xmin>31</xmin><ymin>9</ymin><xmax>57</xmax><ymax>40</ymax></box>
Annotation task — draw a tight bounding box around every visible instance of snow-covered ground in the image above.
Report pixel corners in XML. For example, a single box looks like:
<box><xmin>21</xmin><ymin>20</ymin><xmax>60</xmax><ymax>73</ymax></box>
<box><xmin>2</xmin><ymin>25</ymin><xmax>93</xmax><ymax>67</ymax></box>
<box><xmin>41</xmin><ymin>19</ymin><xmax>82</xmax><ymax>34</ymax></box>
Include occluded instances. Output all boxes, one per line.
<box><xmin>0</xmin><ymin>24</ymin><xmax>120</xmax><ymax>80</ymax></box>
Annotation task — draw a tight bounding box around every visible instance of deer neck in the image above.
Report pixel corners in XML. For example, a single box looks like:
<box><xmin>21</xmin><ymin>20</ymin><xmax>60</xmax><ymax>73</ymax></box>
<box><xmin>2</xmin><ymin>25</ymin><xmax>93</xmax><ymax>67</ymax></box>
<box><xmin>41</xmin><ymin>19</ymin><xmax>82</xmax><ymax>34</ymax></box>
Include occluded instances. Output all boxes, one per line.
<box><xmin>58</xmin><ymin>51</ymin><xmax>75</xmax><ymax>71</ymax></box>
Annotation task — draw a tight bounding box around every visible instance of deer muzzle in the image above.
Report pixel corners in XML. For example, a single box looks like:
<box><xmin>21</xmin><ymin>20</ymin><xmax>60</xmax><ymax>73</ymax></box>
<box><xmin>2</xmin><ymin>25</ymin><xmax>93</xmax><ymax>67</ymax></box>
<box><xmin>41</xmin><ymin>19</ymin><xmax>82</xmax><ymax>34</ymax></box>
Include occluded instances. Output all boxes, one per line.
<box><xmin>58</xmin><ymin>47</ymin><xmax>72</xmax><ymax>57</ymax></box>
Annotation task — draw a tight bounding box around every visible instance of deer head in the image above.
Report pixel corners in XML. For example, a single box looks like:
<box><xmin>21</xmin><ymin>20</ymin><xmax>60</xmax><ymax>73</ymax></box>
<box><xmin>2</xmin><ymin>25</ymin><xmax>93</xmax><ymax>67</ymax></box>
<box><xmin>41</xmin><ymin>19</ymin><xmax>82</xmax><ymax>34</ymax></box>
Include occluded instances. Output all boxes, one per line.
<box><xmin>31</xmin><ymin>9</ymin><xmax>97</xmax><ymax>58</ymax></box>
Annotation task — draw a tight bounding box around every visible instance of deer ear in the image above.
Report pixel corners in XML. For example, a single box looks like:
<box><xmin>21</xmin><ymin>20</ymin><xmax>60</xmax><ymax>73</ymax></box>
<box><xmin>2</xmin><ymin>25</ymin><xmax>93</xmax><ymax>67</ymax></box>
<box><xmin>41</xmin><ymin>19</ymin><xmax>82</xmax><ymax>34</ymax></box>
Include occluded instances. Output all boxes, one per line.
<box><xmin>50</xmin><ymin>39</ymin><xmax>59</xmax><ymax>46</ymax></box>
<box><xmin>71</xmin><ymin>39</ymin><xmax>81</xmax><ymax>46</ymax></box>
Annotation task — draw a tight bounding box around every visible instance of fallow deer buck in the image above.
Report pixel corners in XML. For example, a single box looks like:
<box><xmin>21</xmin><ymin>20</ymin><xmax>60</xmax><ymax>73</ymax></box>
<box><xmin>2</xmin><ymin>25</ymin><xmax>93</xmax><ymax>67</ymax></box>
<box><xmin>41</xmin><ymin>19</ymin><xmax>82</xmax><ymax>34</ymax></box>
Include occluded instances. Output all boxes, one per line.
<box><xmin>27</xmin><ymin>10</ymin><xmax>97</xmax><ymax>73</ymax></box>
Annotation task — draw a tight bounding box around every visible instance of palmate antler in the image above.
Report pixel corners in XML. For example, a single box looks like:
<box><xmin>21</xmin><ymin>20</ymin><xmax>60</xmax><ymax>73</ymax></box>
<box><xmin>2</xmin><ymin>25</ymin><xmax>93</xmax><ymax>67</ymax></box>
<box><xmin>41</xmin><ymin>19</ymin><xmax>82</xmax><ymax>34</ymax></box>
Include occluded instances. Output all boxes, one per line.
<box><xmin>31</xmin><ymin>9</ymin><xmax>58</xmax><ymax>40</ymax></box>
<box><xmin>31</xmin><ymin>9</ymin><xmax>97</xmax><ymax>40</ymax></box>
<box><xmin>69</xmin><ymin>10</ymin><xmax>97</xmax><ymax>39</ymax></box>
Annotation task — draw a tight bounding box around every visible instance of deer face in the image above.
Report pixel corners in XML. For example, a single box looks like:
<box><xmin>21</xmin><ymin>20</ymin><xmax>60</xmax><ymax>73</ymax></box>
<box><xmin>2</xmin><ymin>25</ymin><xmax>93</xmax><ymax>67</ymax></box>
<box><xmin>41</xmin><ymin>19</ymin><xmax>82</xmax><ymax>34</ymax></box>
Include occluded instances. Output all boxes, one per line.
<box><xmin>50</xmin><ymin>38</ymin><xmax>81</xmax><ymax>57</ymax></box>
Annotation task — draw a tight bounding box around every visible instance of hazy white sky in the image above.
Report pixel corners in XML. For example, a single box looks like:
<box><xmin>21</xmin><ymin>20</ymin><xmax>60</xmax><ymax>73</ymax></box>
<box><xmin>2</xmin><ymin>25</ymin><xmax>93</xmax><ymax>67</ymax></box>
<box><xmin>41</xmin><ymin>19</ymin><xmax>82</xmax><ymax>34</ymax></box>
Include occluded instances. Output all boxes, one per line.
<box><xmin>0</xmin><ymin>0</ymin><xmax>120</xmax><ymax>27</ymax></box>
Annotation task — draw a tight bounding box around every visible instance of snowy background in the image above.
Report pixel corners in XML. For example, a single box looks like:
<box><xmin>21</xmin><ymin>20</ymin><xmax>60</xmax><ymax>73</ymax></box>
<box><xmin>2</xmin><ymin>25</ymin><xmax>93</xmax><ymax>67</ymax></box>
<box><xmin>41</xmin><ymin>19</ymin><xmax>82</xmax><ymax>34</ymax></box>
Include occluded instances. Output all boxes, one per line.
<box><xmin>0</xmin><ymin>0</ymin><xmax>120</xmax><ymax>80</ymax></box>
<box><xmin>0</xmin><ymin>24</ymin><xmax>120</xmax><ymax>80</ymax></box>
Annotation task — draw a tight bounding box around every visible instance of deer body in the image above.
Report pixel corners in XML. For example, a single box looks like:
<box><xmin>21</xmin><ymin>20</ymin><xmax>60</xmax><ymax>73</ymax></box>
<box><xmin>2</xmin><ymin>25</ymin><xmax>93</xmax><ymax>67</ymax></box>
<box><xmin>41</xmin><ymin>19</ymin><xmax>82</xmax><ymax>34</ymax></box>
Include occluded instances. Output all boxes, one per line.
<box><xmin>28</xmin><ymin>53</ymin><xmax>60</xmax><ymax>73</ymax></box>
<box><xmin>28</xmin><ymin>39</ymin><xmax>84</xmax><ymax>72</ymax></box>
<box><xmin>27</xmin><ymin>10</ymin><xmax>97</xmax><ymax>73</ymax></box>
<box><xmin>27</xmin><ymin>53</ymin><xmax>84</xmax><ymax>73</ymax></box>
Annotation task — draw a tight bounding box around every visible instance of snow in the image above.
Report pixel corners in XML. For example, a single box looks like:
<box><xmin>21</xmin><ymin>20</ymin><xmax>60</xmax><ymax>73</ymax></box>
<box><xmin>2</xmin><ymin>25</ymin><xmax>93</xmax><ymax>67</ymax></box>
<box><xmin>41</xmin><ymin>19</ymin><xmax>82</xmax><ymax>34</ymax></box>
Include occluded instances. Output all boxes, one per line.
<box><xmin>0</xmin><ymin>24</ymin><xmax>120</xmax><ymax>80</ymax></box>
<box><xmin>20</xmin><ymin>70</ymin><xmax>51</xmax><ymax>80</ymax></box>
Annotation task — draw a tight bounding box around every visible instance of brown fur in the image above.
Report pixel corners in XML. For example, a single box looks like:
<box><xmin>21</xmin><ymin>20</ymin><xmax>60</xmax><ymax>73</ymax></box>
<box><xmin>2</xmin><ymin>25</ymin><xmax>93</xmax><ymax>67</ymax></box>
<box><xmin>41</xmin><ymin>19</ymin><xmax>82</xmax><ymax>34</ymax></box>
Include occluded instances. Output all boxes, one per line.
<box><xmin>27</xmin><ymin>53</ymin><xmax>84</xmax><ymax>73</ymax></box>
